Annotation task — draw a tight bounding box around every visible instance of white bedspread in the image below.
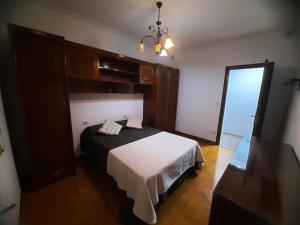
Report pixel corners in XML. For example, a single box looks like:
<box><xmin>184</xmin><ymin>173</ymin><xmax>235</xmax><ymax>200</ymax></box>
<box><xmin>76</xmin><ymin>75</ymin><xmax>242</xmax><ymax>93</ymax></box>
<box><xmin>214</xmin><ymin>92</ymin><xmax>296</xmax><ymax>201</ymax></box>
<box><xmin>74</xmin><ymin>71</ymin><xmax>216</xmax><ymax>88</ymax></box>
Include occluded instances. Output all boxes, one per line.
<box><xmin>107</xmin><ymin>132</ymin><xmax>204</xmax><ymax>224</ymax></box>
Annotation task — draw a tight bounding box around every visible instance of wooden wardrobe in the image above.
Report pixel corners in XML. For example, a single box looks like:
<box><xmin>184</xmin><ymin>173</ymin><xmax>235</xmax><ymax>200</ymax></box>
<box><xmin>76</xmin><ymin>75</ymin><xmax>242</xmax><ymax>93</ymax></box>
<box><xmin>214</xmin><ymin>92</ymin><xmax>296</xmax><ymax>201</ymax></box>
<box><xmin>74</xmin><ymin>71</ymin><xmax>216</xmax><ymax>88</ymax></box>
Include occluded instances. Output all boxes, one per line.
<box><xmin>2</xmin><ymin>24</ymin><xmax>179</xmax><ymax>190</ymax></box>
<box><xmin>3</xmin><ymin>24</ymin><xmax>75</xmax><ymax>190</ymax></box>
<box><xmin>143</xmin><ymin>64</ymin><xmax>179</xmax><ymax>132</ymax></box>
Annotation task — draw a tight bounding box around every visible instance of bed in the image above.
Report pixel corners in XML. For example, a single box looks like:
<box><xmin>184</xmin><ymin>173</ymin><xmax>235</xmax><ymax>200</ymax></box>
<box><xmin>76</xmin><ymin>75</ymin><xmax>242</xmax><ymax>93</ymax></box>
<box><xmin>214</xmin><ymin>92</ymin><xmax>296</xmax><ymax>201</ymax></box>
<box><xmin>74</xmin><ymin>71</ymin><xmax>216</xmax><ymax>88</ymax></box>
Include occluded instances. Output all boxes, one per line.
<box><xmin>80</xmin><ymin>120</ymin><xmax>204</xmax><ymax>224</ymax></box>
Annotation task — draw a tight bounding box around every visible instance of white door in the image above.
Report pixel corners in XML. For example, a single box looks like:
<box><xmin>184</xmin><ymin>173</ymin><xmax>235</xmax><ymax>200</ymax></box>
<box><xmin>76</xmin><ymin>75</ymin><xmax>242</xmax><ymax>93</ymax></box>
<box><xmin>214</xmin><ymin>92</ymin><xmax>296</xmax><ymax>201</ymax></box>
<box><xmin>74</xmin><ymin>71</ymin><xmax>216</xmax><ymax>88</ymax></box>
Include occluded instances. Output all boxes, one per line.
<box><xmin>0</xmin><ymin>94</ymin><xmax>20</xmax><ymax>225</ymax></box>
<box><xmin>220</xmin><ymin>67</ymin><xmax>265</xmax><ymax>149</ymax></box>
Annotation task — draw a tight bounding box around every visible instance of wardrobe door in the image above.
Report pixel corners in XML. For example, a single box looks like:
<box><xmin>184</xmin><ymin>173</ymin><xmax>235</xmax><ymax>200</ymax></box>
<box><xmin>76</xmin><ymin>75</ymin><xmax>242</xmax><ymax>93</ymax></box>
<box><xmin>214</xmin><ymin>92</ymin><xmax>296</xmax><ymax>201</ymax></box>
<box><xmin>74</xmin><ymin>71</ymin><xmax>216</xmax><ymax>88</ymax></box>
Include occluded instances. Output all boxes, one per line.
<box><xmin>155</xmin><ymin>65</ymin><xmax>171</xmax><ymax>131</ymax></box>
<box><xmin>155</xmin><ymin>66</ymin><xmax>179</xmax><ymax>132</ymax></box>
<box><xmin>143</xmin><ymin>67</ymin><xmax>158</xmax><ymax>126</ymax></box>
<box><xmin>10</xmin><ymin>26</ymin><xmax>75</xmax><ymax>189</ymax></box>
<box><xmin>167</xmin><ymin>69</ymin><xmax>179</xmax><ymax>132</ymax></box>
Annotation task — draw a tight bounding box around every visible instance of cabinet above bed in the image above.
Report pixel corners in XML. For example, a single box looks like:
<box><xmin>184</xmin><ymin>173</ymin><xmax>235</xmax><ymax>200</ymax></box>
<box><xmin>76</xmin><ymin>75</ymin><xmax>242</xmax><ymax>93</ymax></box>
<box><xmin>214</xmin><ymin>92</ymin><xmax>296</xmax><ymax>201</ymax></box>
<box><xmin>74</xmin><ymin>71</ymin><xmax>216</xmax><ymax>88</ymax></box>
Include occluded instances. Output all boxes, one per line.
<box><xmin>64</xmin><ymin>40</ymin><xmax>179</xmax><ymax>132</ymax></box>
<box><xmin>64</xmin><ymin>41</ymin><xmax>155</xmax><ymax>93</ymax></box>
<box><xmin>65</xmin><ymin>46</ymin><xmax>100</xmax><ymax>80</ymax></box>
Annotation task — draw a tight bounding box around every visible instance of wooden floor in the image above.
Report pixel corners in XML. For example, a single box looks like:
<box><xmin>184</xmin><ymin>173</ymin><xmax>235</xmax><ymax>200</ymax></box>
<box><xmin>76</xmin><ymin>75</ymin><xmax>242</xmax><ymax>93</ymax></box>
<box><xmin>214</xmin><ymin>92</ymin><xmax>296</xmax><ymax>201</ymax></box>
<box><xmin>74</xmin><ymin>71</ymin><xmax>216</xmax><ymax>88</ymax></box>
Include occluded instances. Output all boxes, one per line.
<box><xmin>20</xmin><ymin>143</ymin><xmax>234</xmax><ymax>225</ymax></box>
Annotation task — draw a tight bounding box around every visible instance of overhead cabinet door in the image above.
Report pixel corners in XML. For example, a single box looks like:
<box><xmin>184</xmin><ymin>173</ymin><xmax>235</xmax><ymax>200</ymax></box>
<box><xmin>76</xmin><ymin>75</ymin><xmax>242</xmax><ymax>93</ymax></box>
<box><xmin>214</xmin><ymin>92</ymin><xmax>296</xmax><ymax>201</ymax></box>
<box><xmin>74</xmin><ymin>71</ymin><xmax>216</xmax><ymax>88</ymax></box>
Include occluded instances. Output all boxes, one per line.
<box><xmin>65</xmin><ymin>46</ymin><xmax>100</xmax><ymax>80</ymax></box>
<box><xmin>140</xmin><ymin>64</ymin><xmax>154</xmax><ymax>84</ymax></box>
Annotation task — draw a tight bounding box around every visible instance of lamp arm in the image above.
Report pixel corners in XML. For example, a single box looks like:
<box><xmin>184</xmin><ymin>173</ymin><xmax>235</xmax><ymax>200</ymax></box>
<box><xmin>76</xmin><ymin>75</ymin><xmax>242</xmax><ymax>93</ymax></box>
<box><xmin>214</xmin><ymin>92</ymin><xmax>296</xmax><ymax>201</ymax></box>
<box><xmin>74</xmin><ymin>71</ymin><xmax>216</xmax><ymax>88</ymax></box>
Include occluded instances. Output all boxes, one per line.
<box><xmin>161</xmin><ymin>26</ymin><xmax>169</xmax><ymax>34</ymax></box>
<box><xmin>149</xmin><ymin>25</ymin><xmax>156</xmax><ymax>33</ymax></box>
<box><xmin>140</xmin><ymin>35</ymin><xmax>157</xmax><ymax>44</ymax></box>
<box><xmin>160</xmin><ymin>31</ymin><xmax>169</xmax><ymax>38</ymax></box>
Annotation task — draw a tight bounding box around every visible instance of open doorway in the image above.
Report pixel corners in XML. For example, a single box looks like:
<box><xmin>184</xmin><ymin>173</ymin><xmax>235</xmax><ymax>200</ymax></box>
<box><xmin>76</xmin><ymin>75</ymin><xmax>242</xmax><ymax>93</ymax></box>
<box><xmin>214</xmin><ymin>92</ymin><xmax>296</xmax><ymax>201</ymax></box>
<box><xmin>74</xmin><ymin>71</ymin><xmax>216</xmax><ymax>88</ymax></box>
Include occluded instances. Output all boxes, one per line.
<box><xmin>216</xmin><ymin>61</ymin><xmax>274</xmax><ymax>149</ymax></box>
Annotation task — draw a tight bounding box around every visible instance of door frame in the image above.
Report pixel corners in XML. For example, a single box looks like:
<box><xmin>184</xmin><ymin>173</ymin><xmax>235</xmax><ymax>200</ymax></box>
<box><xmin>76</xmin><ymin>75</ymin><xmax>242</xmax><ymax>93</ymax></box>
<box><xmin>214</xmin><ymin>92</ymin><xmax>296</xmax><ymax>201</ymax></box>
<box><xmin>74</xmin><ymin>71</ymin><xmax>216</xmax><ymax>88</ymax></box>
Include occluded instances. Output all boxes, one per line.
<box><xmin>216</xmin><ymin>61</ymin><xmax>274</xmax><ymax>145</ymax></box>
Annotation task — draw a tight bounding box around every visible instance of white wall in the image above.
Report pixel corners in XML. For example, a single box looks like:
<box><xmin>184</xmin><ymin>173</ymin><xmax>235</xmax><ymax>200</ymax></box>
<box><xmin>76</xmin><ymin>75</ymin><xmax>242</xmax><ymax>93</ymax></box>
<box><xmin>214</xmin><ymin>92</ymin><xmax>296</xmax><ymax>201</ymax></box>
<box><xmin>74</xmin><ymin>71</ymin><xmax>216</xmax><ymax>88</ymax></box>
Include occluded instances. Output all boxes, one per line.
<box><xmin>283</xmin><ymin>31</ymin><xmax>300</xmax><ymax>161</ymax></box>
<box><xmin>1</xmin><ymin>0</ymin><xmax>175</xmax><ymax>154</ymax></box>
<box><xmin>175</xmin><ymin>29</ymin><xmax>300</xmax><ymax>142</ymax></box>
<box><xmin>283</xmin><ymin>87</ymin><xmax>300</xmax><ymax>160</ymax></box>
<box><xmin>69</xmin><ymin>94</ymin><xmax>143</xmax><ymax>155</ymax></box>
<box><xmin>0</xmin><ymin>94</ymin><xmax>20</xmax><ymax>225</ymax></box>
<box><xmin>222</xmin><ymin>68</ymin><xmax>264</xmax><ymax>138</ymax></box>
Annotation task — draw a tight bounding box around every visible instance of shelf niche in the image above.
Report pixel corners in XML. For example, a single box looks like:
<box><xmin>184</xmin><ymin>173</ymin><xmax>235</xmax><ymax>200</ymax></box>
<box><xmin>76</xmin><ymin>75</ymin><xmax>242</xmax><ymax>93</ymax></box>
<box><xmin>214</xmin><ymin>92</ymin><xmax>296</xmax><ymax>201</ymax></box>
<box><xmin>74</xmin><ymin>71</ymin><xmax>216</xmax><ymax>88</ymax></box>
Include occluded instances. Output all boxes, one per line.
<box><xmin>99</xmin><ymin>56</ymin><xmax>140</xmax><ymax>83</ymax></box>
<box><xmin>68</xmin><ymin>78</ymin><xmax>151</xmax><ymax>94</ymax></box>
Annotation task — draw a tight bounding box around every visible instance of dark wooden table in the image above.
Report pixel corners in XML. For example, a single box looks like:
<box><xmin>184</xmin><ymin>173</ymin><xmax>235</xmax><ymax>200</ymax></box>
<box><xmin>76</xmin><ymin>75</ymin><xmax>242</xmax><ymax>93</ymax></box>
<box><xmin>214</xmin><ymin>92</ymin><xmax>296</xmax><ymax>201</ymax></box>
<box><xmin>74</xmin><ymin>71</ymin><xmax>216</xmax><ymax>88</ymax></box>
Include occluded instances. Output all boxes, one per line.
<box><xmin>209</xmin><ymin>138</ymin><xmax>300</xmax><ymax>225</ymax></box>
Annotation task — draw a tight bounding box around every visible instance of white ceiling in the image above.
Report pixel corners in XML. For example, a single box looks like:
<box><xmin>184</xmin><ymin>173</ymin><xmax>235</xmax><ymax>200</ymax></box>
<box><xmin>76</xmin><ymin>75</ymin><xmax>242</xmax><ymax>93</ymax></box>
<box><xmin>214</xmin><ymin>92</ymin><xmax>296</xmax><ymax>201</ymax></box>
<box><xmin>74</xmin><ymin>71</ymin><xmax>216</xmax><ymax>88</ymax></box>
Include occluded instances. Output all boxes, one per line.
<box><xmin>32</xmin><ymin>0</ymin><xmax>298</xmax><ymax>49</ymax></box>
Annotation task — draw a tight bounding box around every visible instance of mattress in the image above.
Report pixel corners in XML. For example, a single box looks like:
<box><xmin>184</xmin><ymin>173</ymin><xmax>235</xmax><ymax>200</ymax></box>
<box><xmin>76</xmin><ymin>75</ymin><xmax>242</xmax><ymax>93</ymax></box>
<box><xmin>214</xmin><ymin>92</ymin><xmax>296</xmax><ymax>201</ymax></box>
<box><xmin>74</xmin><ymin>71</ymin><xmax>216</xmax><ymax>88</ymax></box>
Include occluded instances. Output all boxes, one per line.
<box><xmin>107</xmin><ymin>131</ymin><xmax>203</xmax><ymax>224</ymax></box>
<box><xmin>80</xmin><ymin>120</ymin><xmax>161</xmax><ymax>168</ymax></box>
<box><xmin>80</xmin><ymin>121</ymin><xmax>204</xmax><ymax>224</ymax></box>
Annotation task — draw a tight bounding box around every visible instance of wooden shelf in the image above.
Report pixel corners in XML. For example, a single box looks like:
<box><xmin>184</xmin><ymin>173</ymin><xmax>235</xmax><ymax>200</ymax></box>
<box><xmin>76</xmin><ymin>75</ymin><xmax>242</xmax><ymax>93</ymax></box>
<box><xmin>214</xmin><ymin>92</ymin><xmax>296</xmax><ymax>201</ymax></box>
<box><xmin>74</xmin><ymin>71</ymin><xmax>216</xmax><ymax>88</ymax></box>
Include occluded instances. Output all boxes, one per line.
<box><xmin>68</xmin><ymin>77</ymin><xmax>150</xmax><ymax>86</ymax></box>
<box><xmin>68</xmin><ymin>77</ymin><xmax>151</xmax><ymax>94</ymax></box>
<box><xmin>99</xmin><ymin>67</ymin><xmax>139</xmax><ymax>76</ymax></box>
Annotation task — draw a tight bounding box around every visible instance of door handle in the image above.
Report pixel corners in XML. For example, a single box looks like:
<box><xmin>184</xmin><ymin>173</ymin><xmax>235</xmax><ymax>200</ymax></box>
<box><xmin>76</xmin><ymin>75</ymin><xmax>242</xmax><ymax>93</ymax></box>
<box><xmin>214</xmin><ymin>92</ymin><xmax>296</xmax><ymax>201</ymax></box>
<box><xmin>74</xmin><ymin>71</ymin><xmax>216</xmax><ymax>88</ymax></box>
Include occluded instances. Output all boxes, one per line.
<box><xmin>252</xmin><ymin>114</ymin><xmax>262</xmax><ymax>118</ymax></box>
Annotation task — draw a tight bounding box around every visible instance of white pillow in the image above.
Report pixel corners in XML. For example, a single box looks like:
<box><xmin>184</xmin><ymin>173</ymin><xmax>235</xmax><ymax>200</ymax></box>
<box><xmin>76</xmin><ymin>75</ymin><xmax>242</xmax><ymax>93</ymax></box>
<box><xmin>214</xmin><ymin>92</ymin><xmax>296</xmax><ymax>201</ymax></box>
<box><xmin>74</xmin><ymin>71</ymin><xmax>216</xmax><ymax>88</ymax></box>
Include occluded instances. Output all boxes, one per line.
<box><xmin>126</xmin><ymin>117</ymin><xmax>143</xmax><ymax>129</ymax></box>
<box><xmin>98</xmin><ymin>121</ymin><xmax>122</xmax><ymax>135</ymax></box>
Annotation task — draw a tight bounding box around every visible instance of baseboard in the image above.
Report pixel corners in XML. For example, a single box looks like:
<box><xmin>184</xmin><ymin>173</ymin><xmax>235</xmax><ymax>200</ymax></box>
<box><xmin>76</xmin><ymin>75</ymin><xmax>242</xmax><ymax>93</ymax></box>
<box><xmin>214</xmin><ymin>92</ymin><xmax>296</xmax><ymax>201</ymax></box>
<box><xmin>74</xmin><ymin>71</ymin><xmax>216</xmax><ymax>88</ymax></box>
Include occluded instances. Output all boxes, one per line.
<box><xmin>174</xmin><ymin>131</ymin><xmax>217</xmax><ymax>145</ymax></box>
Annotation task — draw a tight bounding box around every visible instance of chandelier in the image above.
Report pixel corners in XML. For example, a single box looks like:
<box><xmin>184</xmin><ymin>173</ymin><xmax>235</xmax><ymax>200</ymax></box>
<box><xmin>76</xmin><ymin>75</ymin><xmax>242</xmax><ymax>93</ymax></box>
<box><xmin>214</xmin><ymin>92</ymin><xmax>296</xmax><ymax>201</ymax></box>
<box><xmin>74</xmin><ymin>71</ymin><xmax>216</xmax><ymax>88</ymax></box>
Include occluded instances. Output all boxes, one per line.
<box><xmin>137</xmin><ymin>1</ymin><xmax>174</xmax><ymax>57</ymax></box>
